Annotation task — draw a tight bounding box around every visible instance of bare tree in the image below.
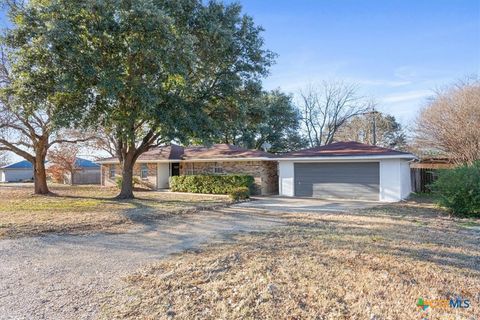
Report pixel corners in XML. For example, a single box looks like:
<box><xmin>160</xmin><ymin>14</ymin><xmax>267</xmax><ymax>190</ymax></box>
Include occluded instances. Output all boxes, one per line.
<box><xmin>298</xmin><ymin>81</ymin><xmax>370</xmax><ymax>147</ymax></box>
<box><xmin>0</xmin><ymin>150</ymin><xmax>8</xmax><ymax>166</ymax></box>
<box><xmin>415</xmin><ymin>79</ymin><xmax>480</xmax><ymax>164</ymax></box>
<box><xmin>47</xmin><ymin>144</ymin><xmax>80</xmax><ymax>185</ymax></box>
<box><xmin>0</xmin><ymin>48</ymin><xmax>92</xmax><ymax>194</ymax></box>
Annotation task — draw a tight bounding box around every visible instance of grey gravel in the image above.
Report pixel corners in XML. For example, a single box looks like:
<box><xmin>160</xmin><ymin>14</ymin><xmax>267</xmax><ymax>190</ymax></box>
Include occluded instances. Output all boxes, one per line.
<box><xmin>0</xmin><ymin>206</ymin><xmax>283</xmax><ymax>320</ymax></box>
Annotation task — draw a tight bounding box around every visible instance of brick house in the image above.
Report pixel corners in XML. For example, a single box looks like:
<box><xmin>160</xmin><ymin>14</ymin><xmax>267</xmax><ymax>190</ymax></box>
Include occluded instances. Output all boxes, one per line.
<box><xmin>97</xmin><ymin>144</ymin><xmax>278</xmax><ymax>195</ymax></box>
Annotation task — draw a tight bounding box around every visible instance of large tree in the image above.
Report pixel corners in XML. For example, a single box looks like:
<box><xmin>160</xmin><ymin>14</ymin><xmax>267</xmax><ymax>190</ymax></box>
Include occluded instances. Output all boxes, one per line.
<box><xmin>415</xmin><ymin>79</ymin><xmax>480</xmax><ymax>164</ymax></box>
<box><xmin>213</xmin><ymin>89</ymin><xmax>307</xmax><ymax>152</ymax></box>
<box><xmin>335</xmin><ymin>112</ymin><xmax>407</xmax><ymax>150</ymax></box>
<box><xmin>298</xmin><ymin>81</ymin><xmax>370</xmax><ymax>147</ymax></box>
<box><xmin>11</xmin><ymin>0</ymin><xmax>274</xmax><ymax>198</ymax></box>
<box><xmin>0</xmin><ymin>43</ymin><xmax>89</xmax><ymax>194</ymax></box>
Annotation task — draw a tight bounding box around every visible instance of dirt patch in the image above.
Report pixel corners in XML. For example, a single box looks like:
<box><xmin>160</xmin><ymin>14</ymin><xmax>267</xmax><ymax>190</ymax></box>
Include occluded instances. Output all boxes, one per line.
<box><xmin>101</xmin><ymin>201</ymin><xmax>480</xmax><ymax>319</ymax></box>
<box><xmin>0</xmin><ymin>184</ymin><xmax>230</xmax><ymax>238</ymax></box>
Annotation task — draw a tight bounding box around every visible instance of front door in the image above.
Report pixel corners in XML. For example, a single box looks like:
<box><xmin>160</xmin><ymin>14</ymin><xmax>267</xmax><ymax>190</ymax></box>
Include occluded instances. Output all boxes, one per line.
<box><xmin>171</xmin><ymin>163</ymin><xmax>180</xmax><ymax>176</ymax></box>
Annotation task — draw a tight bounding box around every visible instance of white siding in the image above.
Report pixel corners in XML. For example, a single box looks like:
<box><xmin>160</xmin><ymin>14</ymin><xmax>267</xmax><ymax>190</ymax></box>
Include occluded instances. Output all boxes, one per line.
<box><xmin>278</xmin><ymin>161</ymin><xmax>294</xmax><ymax>196</ymax></box>
<box><xmin>157</xmin><ymin>163</ymin><xmax>170</xmax><ymax>189</ymax></box>
<box><xmin>400</xmin><ymin>160</ymin><xmax>412</xmax><ymax>199</ymax></box>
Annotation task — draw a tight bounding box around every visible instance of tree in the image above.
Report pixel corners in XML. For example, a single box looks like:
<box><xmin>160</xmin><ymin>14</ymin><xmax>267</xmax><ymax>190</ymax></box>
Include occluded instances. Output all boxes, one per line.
<box><xmin>0</xmin><ymin>43</ymin><xmax>90</xmax><ymax>194</ymax></box>
<box><xmin>0</xmin><ymin>150</ymin><xmax>8</xmax><ymax>167</ymax></box>
<box><xmin>14</xmin><ymin>0</ymin><xmax>274</xmax><ymax>198</ymax></box>
<box><xmin>213</xmin><ymin>89</ymin><xmax>307</xmax><ymax>152</ymax></box>
<box><xmin>415</xmin><ymin>79</ymin><xmax>480</xmax><ymax>165</ymax></box>
<box><xmin>335</xmin><ymin>112</ymin><xmax>407</xmax><ymax>150</ymax></box>
<box><xmin>298</xmin><ymin>81</ymin><xmax>370</xmax><ymax>147</ymax></box>
<box><xmin>47</xmin><ymin>144</ymin><xmax>79</xmax><ymax>184</ymax></box>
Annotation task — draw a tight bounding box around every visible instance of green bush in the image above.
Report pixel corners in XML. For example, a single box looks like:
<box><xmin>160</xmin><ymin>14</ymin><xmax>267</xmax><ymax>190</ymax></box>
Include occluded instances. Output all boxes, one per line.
<box><xmin>229</xmin><ymin>186</ymin><xmax>250</xmax><ymax>201</ymax></box>
<box><xmin>430</xmin><ymin>161</ymin><xmax>480</xmax><ymax>216</ymax></box>
<box><xmin>169</xmin><ymin>174</ymin><xmax>254</xmax><ymax>194</ymax></box>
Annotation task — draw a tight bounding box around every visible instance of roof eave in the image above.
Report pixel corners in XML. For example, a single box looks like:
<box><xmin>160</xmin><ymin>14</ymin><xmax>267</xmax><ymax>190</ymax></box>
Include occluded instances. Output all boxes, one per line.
<box><xmin>275</xmin><ymin>154</ymin><xmax>417</xmax><ymax>161</ymax></box>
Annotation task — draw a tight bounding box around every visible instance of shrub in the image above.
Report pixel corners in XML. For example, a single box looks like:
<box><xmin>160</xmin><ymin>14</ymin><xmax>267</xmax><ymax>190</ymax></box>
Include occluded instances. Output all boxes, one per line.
<box><xmin>229</xmin><ymin>186</ymin><xmax>250</xmax><ymax>201</ymax></box>
<box><xmin>169</xmin><ymin>174</ymin><xmax>254</xmax><ymax>194</ymax></box>
<box><xmin>115</xmin><ymin>176</ymin><xmax>139</xmax><ymax>189</ymax></box>
<box><xmin>430</xmin><ymin>161</ymin><xmax>480</xmax><ymax>216</ymax></box>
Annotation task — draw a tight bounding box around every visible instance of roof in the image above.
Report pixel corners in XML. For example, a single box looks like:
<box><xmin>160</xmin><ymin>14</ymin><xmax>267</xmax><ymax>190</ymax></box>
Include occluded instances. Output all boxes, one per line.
<box><xmin>0</xmin><ymin>160</ymin><xmax>32</xmax><ymax>169</ymax></box>
<box><xmin>75</xmin><ymin>158</ymin><xmax>100</xmax><ymax>168</ymax></box>
<box><xmin>279</xmin><ymin>141</ymin><xmax>415</xmax><ymax>159</ymax></box>
<box><xmin>97</xmin><ymin>144</ymin><xmax>273</xmax><ymax>163</ymax></box>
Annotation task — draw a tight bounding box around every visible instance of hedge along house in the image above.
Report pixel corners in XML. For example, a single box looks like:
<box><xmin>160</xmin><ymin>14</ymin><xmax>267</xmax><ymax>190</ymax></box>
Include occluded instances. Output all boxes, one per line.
<box><xmin>277</xmin><ymin>141</ymin><xmax>416</xmax><ymax>202</ymax></box>
<box><xmin>97</xmin><ymin>144</ymin><xmax>278</xmax><ymax>195</ymax></box>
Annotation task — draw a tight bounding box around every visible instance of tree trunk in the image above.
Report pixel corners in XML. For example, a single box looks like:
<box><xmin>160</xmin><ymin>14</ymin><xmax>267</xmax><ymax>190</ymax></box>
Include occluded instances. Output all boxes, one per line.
<box><xmin>117</xmin><ymin>157</ymin><xmax>135</xmax><ymax>199</ymax></box>
<box><xmin>33</xmin><ymin>156</ymin><xmax>49</xmax><ymax>195</ymax></box>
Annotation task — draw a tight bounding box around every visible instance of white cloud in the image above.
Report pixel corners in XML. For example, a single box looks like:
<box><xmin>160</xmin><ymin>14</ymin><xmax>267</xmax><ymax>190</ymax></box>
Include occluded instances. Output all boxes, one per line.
<box><xmin>381</xmin><ymin>89</ymin><xmax>432</xmax><ymax>103</ymax></box>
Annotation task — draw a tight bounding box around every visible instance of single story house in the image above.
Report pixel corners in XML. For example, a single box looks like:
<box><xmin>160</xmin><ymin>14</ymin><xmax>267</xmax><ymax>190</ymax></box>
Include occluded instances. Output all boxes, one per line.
<box><xmin>97</xmin><ymin>142</ymin><xmax>415</xmax><ymax>201</ymax></box>
<box><xmin>0</xmin><ymin>160</ymin><xmax>34</xmax><ymax>182</ymax></box>
<box><xmin>97</xmin><ymin>144</ymin><xmax>278</xmax><ymax>195</ymax></box>
<box><xmin>46</xmin><ymin>157</ymin><xmax>101</xmax><ymax>185</ymax></box>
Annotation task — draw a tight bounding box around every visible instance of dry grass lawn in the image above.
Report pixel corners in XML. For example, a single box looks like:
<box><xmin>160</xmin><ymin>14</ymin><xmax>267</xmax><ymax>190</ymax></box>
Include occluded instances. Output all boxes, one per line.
<box><xmin>0</xmin><ymin>184</ymin><xmax>229</xmax><ymax>238</ymax></box>
<box><xmin>101</xmin><ymin>199</ymin><xmax>480</xmax><ymax>320</ymax></box>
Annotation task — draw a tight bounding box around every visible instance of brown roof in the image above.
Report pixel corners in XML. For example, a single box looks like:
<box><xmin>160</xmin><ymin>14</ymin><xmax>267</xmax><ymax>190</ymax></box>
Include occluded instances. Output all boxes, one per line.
<box><xmin>280</xmin><ymin>141</ymin><xmax>414</xmax><ymax>158</ymax></box>
<box><xmin>98</xmin><ymin>144</ymin><xmax>272</xmax><ymax>162</ymax></box>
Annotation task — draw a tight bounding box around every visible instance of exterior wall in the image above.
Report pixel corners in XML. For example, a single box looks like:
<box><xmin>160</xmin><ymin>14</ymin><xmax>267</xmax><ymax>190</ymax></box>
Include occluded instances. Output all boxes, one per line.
<box><xmin>70</xmin><ymin>168</ymin><xmax>101</xmax><ymax>185</ymax></box>
<box><xmin>0</xmin><ymin>169</ymin><xmax>34</xmax><ymax>182</ymax></box>
<box><xmin>179</xmin><ymin>160</ymin><xmax>278</xmax><ymax>195</ymax></box>
<box><xmin>278</xmin><ymin>159</ymin><xmax>412</xmax><ymax>202</ymax></box>
<box><xmin>101</xmin><ymin>163</ymin><xmax>158</xmax><ymax>189</ymax></box>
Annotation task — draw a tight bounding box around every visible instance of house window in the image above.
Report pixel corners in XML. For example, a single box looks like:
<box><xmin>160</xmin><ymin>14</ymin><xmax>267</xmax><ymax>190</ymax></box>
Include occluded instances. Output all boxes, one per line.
<box><xmin>212</xmin><ymin>162</ymin><xmax>223</xmax><ymax>174</ymax></box>
<box><xmin>186</xmin><ymin>163</ymin><xmax>196</xmax><ymax>175</ymax></box>
<box><xmin>109</xmin><ymin>165</ymin><xmax>115</xmax><ymax>179</ymax></box>
<box><xmin>140</xmin><ymin>164</ymin><xmax>148</xmax><ymax>179</ymax></box>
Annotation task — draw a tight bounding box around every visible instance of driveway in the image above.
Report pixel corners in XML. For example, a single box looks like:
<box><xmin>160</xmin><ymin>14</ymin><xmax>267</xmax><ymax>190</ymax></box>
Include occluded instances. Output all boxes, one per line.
<box><xmin>236</xmin><ymin>196</ymin><xmax>380</xmax><ymax>213</ymax></box>
<box><xmin>0</xmin><ymin>206</ymin><xmax>283</xmax><ymax>320</ymax></box>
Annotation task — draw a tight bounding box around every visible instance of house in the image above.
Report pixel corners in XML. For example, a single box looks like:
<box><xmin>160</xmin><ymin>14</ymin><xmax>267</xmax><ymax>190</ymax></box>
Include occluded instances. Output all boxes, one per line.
<box><xmin>277</xmin><ymin>142</ymin><xmax>416</xmax><ymax>201</ymax></box>
<box><xmin>46</xmin><ymin>157</ymin><xmax>101</xmax><ymax>185</ymax></box>
<box><xmin>97</xmin><ymin>144</ymin><xmax>278</xmax><ymax>195</ymax></box>
<box><xmin>97</xmin><ymin>141</ymin><xmax>416</xmax><ymax>201</ymax></box>
<box><xmin>0</xmin><ymin>160</ymin><xmax>34</xmax><ymax>182</ymax></box>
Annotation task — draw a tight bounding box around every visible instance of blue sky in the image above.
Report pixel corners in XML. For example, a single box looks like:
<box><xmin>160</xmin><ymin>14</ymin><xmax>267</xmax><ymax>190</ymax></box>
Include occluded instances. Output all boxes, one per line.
<box><xmin>0</xmin><ymin>0</ymin><xmax>478</xmax><ymax>127</ymax></box>
<box><xmin>235</xmin><ymin>0</ymin><xmax>480</xmax><ymax>125</ymax></box>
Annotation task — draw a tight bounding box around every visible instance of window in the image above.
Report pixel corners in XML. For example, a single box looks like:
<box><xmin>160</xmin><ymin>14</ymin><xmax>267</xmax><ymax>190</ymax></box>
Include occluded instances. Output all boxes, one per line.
<box><xmin>212</xmin><ymin>162</ymin><xmax>223</xmax><ymax>174</ymax></box>
<box><xmin>109</xmin><ymin>165</ymin><xmax>115</xmax><ymax>179</ymax></box>
<box><xmin>140</xmin><ymin>164</ymin><xmax>148</xmax><ymax>179</ymax></box>
<box><xmin>186</xmin><ymin>163</ymin><xmax>196</xmax><ymax>175</ymax></box>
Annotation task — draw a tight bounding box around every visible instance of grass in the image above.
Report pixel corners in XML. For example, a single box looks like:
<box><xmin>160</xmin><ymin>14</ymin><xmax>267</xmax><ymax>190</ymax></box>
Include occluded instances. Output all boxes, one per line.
<box><xmin>0</xmin><ymin>184</ymin><xmax>230</xmax><ymax>238</ymax></box>
<box><xmin>101</xmin><ymin>199</ymin><xmax>480</xmax><ymax>320</ymax></box>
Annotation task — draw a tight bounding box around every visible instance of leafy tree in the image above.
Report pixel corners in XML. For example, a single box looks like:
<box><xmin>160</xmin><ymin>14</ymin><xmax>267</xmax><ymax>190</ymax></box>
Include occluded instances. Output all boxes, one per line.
<box><xmin>12</xmin><ymin>0</ymin><xmax>274</xmax><ymax>198</ymax></box>
<box><xmin>213</xmin><ymin>89</ymin><xmax>307</xmax><ymax>152</ymax></box>
<box><xmin>0</xmin><ymin>40</ymin><xmax>90</xmax><ymax>194</ymax></box>
<box><xmin>335</xmin><ymin>112</ymin><xmax>407</xmax><ymax>150</ymax></box>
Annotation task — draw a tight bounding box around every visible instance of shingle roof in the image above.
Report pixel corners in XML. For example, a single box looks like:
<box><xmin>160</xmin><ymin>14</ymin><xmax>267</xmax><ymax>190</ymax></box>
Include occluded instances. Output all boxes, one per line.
<box><xmin>280</xmin><ymin>141</ymin><xmax>414</xmax><ymax>158</ymax></box>
<box><xmin>0</xmin><ymin>160</ymin><xmax>32</xmax><ymax>169</ymax></box>
<box><xmin>97</xmin><ymin>144</ymin><xmax>273</xmax><ymax>163</ymax></box>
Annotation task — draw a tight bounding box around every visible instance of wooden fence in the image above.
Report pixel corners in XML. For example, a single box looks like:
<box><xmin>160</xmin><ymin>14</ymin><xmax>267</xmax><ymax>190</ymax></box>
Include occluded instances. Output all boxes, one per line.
<box><xmin>410</xmin><ymin>168</ymin><xmax>437</xmax><ymax>193</ymax></box>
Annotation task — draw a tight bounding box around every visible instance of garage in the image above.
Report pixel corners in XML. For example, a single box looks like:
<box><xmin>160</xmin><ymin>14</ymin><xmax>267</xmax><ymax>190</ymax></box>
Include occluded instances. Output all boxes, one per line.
<box><xmin>277</xmin><ymin>141</ymin><xmax>416</xmax><ymax>202</ymax></box>
<box><xmin>294</xmin><ymin>162</ymin><xmax>379</xmax><ymax>200</ymax></box>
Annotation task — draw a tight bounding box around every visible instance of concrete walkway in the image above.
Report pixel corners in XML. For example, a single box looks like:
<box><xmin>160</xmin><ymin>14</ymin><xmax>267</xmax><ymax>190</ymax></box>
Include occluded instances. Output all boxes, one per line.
<box><xmin>0</xmin><ymin>207</ymin><xmax>283</xmax><ymax>320</ymax></box>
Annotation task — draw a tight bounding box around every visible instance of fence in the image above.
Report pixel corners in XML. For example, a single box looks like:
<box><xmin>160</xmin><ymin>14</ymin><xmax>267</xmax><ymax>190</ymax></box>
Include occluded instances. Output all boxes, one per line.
<box><xmin>410</xmin><ymin>168</ymin><xmax>437</xmax><ymax>193</ymax></box>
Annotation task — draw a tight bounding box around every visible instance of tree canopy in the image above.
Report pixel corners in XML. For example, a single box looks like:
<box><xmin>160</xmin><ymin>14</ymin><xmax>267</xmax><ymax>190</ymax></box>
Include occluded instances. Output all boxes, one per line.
<box><xmin>10</xmin><ymin>0</ymin><xmax>274</xmax><ymax>198</ymax></box>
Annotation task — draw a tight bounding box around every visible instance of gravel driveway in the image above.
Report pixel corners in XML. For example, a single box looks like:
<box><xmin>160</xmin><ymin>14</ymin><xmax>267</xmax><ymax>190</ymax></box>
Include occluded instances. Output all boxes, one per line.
<box><xmin>0</xmin><ymin>206</ymin><xmax>283</xmax><ymax>320</ymax></box>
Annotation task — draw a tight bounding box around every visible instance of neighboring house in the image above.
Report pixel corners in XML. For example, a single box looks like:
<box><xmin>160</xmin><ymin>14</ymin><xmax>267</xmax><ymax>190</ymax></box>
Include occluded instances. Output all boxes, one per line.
<box><xmin>47</xmin><ymin>158</ymin><xmax>101</xmax><ymax>185</ymax></box>
<box><xmin>0</xmin><ymin>160</ymin><xmax>34</xmax><ymax>182</ymax></box>
<box><xmin>277</xmin><ymin>141</ymin><xmax>416</xmax><ymax>201</ymax></box>
<box><xmin>97</xmin><ymin>141</ymin><xmax>416</xmax><ymax>201</ymax></box>
<box><xmin>98</xmin><ymin>144</ymin><xmax>278</xmax><ymax>195</ymax></box>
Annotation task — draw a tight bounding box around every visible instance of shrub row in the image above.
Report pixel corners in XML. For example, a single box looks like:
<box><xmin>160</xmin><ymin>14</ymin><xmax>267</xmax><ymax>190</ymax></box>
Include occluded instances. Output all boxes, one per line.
<box><xmin>169</xmin><ymin>174</ymin><xmax>254</xmax><ymax>195</ymax></box>
<box><xmin>431</xmin><ymin>161</ymin><xmax>480</xmax><ymax>216</ymax></box>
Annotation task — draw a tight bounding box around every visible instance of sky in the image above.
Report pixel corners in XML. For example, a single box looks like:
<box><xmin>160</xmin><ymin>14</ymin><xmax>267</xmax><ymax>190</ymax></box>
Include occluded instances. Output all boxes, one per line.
<box><xmin>232</xmin><ymin>0</ymin><xmax>480</xmax><ymax>125</ymax></box>
<box><xmin>0</xmin><ymin>1</ymin><xmax>479</xmax><ymax>162</ymax></box>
